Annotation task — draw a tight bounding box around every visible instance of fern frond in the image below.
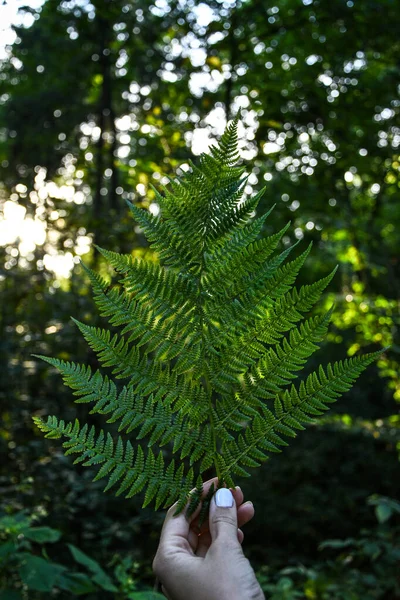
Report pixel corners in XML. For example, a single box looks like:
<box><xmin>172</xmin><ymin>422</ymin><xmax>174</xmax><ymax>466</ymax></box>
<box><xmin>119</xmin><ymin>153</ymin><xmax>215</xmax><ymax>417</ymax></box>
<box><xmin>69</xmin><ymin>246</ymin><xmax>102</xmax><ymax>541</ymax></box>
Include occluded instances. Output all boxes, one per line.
<box><xmin>34</xmin><ymin>118</ymin><xmax>385</xmax><ymax>514</ymax></box>
<box><xmin>220</xmin><ymin>351</ymin><xmax>383</xmax><ymax>479</ymax></box>
<box><xmin>255</xmin><ymin>266</ymin><xmax>339</xmax><ymax>344</ymax></box>
<box><xmin>209</xmin><ymin>115</ymin><xmax>240</xmax><ymax>165</ymax></box>
<box><xmin>205</xmin><ymin>220</ymin><xmax>291</xmax><ymax>292</ymax></box>
<box><xmin>32</xmin><ymin>355</ymin><xmax>118</xmax><ymax>413</ymax></box>
<box><xmin>95</xmin><ymin>249</ymin><xmax>197</xmax><ymax>320</ymax></box>
<box><xmin>210</xmin><ymin>308</ymin><xmax>334</xmax><ymax>432</ymax></box>
<box><xmin>251</xmin><ymin>308</ymin><xmax>334</xmax><ymax>393</ymax></box>
<box><xmin>81</xmin><ymin>262</ymin><xmax>194</xmax><ymax>365</ymax></box>
<box><xmin>32</xmin><ymin>416</ymin><xmax>195</xmax><ymax>508</ymax></box>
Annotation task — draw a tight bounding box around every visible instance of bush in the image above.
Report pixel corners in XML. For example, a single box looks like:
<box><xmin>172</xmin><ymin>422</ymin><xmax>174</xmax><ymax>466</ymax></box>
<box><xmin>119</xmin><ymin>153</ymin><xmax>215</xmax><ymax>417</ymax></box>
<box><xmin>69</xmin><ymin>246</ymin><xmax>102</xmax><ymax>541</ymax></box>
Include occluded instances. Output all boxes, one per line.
<box><xmin>0</xmin><ymin>509</ymin><xmax>163</xmax><ymax>599</ymax></box>
<box><xmin>256</xmin><ymin>495</ymin><xmax>400</xmax><ymax>599</ymax></box>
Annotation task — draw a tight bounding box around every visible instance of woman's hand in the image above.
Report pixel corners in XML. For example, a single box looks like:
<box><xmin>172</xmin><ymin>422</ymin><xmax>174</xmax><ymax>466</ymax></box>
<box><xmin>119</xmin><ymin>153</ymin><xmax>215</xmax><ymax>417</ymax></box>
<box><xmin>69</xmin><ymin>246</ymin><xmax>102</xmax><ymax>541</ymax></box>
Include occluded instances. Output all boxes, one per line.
<box><xmin>152</xmin><ymin>477</ymin><xmax>265</xmax><ymax>600</ymax></box>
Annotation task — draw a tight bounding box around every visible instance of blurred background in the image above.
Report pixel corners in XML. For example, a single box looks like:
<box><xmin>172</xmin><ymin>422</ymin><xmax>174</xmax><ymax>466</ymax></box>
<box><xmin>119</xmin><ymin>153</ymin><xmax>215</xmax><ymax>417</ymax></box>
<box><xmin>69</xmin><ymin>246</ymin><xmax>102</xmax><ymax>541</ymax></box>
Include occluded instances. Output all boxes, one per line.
<box><xmin>0</xmin><ymin>0</ymin><xmax>399</xmax><ymax>598</ymax></box>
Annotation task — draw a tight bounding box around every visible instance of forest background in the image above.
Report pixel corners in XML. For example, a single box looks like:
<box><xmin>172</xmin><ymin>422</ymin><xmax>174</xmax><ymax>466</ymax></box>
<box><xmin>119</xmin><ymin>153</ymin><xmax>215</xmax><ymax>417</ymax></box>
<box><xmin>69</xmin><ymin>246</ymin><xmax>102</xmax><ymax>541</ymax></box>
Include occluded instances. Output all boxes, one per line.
<box><xmin>0</xmin><ymin>0</ymin><xmax>399</xmax><ymax>598</ymax></box>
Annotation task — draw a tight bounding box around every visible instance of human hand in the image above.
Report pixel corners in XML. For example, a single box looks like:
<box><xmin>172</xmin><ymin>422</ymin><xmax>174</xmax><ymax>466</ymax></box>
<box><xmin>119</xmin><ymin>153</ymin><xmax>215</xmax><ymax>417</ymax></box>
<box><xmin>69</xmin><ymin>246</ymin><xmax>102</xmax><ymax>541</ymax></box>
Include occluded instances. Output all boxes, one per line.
<box><xmin>152</xmin><ymin>477</ymin><xmax>265</xmax><ymax>600</ymax></box>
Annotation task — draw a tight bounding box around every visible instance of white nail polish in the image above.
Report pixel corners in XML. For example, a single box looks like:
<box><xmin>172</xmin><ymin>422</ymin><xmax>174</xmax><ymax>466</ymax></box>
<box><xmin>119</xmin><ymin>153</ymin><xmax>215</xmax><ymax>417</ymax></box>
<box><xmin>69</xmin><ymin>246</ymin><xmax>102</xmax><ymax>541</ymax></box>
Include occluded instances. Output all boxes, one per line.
<box><xmin>215</xmin><ymin>488</ymin><xmax>234</xmax><ymax>507</ymax></box>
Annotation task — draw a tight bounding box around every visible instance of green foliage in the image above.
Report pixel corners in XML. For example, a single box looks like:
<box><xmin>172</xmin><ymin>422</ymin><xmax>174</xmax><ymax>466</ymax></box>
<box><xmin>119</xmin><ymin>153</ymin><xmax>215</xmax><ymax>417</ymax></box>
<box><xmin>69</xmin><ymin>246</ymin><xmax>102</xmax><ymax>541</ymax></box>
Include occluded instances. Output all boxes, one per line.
<box><xmin>0</xmin><ymin>1</ymin><xmax>399</xmax><ymax>595</ymax></box>
<box><xmin>256</xmin><ymin>495</ymin><xmax>400</xmax><ymax>600</ymax></box>
<box><xmin>0</xmin><ymin>510</ymin><xmax>164</xmax><ymax>599</ymax></box>
<box><xmin>258</xmin><ymin>576</ymin><xmax>303</xmax><ymax>600</ymax></box>
<box><xmin>0</xmin><ymin>510</ymin><xmax>97</xmax><ymax>596</ymax></box>
<box><xmin>367</xmin><ymin>494</ymin><xmax>400</xmax><ymax>525</ymax></box>
<box><xmin>33</xmin><ymin>120</ymin><xmax>384</xmax><ymax>513</ymax></box>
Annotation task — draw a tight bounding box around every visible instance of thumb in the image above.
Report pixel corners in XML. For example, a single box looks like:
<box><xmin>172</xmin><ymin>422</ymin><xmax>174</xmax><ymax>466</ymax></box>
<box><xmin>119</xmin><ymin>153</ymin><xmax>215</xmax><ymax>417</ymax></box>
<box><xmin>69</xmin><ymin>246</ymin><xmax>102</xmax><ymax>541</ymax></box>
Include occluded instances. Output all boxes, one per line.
<box><xmin>209</xmin><ymin>488</ymin><xmax>241</xmax><ymax>547</ymax></box>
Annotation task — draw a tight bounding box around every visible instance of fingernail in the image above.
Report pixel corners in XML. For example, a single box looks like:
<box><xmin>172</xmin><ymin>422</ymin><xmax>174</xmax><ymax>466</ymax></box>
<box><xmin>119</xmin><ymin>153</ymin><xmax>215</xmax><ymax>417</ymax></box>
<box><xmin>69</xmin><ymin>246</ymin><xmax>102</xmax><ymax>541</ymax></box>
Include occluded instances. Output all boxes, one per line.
<box><xmin>215</xmin><ymin>488</ymin><xmax>234</xmax><ymax>507</ymax></box>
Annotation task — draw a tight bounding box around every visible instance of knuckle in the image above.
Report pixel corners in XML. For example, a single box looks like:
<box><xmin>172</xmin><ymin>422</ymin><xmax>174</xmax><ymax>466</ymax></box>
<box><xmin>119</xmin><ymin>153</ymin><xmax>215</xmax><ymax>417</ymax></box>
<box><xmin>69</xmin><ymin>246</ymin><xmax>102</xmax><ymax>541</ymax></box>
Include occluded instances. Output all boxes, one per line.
<box><xmin>212</xmin><ymin>514</ymin><xmax>237</xmax><ymax>527</ymax></box>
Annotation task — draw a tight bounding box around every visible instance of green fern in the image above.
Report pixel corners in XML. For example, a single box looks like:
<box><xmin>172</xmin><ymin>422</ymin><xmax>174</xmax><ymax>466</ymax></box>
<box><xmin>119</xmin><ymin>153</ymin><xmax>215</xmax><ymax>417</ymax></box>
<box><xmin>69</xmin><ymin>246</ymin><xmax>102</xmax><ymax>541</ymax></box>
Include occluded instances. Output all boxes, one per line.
<box><xmin>33</xmin><ymin>118</ymin><xmax>385</xmax><ymax>515</ymax></box>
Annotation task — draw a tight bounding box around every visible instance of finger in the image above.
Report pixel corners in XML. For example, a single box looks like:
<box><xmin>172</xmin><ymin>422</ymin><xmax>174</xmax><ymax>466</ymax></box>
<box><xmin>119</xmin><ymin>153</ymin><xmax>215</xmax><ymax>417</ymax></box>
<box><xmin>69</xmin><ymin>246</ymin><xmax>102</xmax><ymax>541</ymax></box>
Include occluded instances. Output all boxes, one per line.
<box><xmin>192</xmin><ymin>485</ymin><xmax>244</xmax><ymax>535</ymax></box>
<box><xmin>190</xmin><ymin>498</ymin><xmax>251</xmax><ymax>556</ymax></box>
<box><xmin>192</xmin><ymin>488</ymin><xmax>252</xmax><ymax>536</ymax></box>
<box><xmin>190</xmin><ymin>497</ymin><xmax>253</xmax><ymax>555</ymax></box>
<box><xmin>190</xmin><ymin>479</ymin><xmax>229</xmax><ymax>534</ymax></box>
<box><xmin>158</xmin><ymin>501</ymin><xmax>193</xmax><ymax>553</ymax></box>
<box><xmin>186</xmin><ymin>477</ymin><xmax>221</xmax><ymax>553</ymax></box>
<box><xmin>159</xmin><ymin>476</ymin><xmax>221</xmax><ymax>557</ymax></box>
<box><xmin>209</xmin><ymin>488</ymin><xmax>241</xmax><ymax>548</ymax></box>
<box><xmin>196</xmin><ymin>525</ymin><xmax>245</xmax><ymax>559</ymax></box>
<box><xmin>231</xmin><ymin>485</ymin><xmax>244</xmax><ymax>507</ymax></box>
<box><xmin>237</xmin><ymin>500</ymin><xmax>255</xmax><ymax>529</ymax></box>
<box><xmin>159</xmin><ymin>477</ymin><xmax>219</xmax><ymax>546</ymax></box>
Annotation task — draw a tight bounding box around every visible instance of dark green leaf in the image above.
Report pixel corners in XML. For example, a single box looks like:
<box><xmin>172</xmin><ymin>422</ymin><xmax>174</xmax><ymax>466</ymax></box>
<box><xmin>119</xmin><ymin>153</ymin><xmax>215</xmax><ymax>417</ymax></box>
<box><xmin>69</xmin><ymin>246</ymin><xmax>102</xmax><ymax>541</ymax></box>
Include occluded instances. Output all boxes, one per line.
<box><xmin>22</xmin><ymin>526</ymin><xmax>61</xmax><ymax>543</ymax></box>
<box><xmin>18</xmin><ymin>555</ymin><xmax>67</xmax><ymax>591</ymax></box>
<box><xmin>67</xmin><ymin>544</ymin><xmax>118</xmax><ymax>592</ymax></box>
<box><xmin>57</xmin><ymin>572</ymin><xmax>98</xmax><ymax>595</ymax></box>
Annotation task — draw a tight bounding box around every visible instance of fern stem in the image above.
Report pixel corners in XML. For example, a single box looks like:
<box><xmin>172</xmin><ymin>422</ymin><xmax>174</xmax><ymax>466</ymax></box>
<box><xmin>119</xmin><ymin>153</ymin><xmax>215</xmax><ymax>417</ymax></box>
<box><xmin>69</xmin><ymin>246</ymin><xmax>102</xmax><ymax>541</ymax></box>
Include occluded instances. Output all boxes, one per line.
<box><xmin>198</xmin><ymin>213</ymin><xmax>220</xmax><ymax>484</ymax></box>
<box><xmin>204</xmin><ymin>373</ymin><xmax>220</xmax><ymax>480</ymax></box>
<box><xmin>199</xmin><ymin>292</ymin><xmax>220</xmax><ymax>481</ymax></box>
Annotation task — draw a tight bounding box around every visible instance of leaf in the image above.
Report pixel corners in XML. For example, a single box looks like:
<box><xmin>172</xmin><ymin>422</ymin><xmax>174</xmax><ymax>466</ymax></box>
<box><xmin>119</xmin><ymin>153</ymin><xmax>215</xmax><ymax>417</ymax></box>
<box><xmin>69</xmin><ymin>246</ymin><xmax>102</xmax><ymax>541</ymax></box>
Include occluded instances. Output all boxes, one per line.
<box><xmin>57</xmin><ymin>572</ymin><xmax>98</xmax><ymax>595</ymax></box>
<box><xmin>91</xmin><ymin>570</ymin><xmax>119</xmax><ymax>592</ymax></box>
<box><xmin>67</xmin><ymin>544</ymin><xmax>118</xmax><ymax>592</ymax></box>
<box><xmin>375</xmin><ymin>503</ymin><xmax>392</xmax><ymax>524</ymax></box>
<box><xmin>68</xmin><ymin>543</ymin><xmax>105</xmax><ymax>572</ymax></box>
<box><xmin>367</xmin><ymin>494</ymin><xmax>400</xmax><ymax>523</ymax></box>
<box><xmin>18</xmin><ymin>555</ymin><xmax>67</xmax><ymax>592</ymax></box>
<box><xmin>22</xmin><ymin>526</ymin><xmax>61</xmax><ymax>543</ymax></box>
<box><xmin>318</xmin><ymin>538</ymin><xmax>355</xmax><ymax>551</ymax></box>
<box><xmin>0</xmin><ymin>513</ymin><xmax>31</xmax><ymax>534</ymax></box>
<box><xmin>361</xmin><ymin>542</ymin><xmax>381</xmax><ymax>559</ymax></box>
<box><xmin>0</xmin><ymin>541</ymin><xmax>17</xmax><ymax>559</ymax></box>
